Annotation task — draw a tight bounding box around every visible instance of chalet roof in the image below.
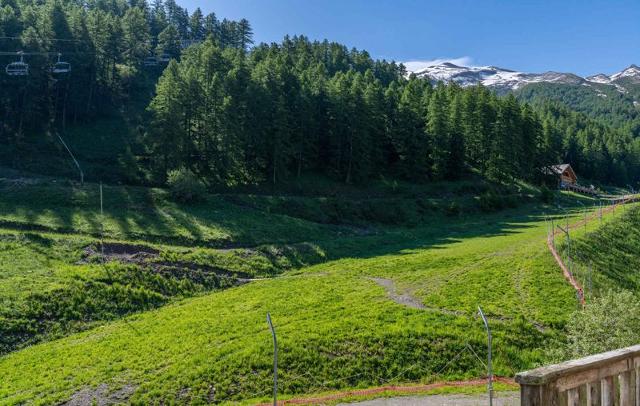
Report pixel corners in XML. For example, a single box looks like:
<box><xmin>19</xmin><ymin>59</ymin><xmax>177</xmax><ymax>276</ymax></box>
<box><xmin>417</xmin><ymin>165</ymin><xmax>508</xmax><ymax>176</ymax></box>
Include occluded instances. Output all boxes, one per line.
<box><xmin>550</xmin><ymin>164</ymin><xmax>572</xmax><ymax>175</ymax></box>
<box><xmin>542</xmin><ymin>164</ymin><xmax>572</xmax><ymax>175</ymax></box>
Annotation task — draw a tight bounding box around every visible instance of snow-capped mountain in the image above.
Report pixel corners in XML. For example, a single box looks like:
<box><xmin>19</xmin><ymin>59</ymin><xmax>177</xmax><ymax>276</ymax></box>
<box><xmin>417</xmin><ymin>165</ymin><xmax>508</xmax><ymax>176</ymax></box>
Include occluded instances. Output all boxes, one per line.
<box><xmin>410</xmin><ymin>62</ymin><xmax>640</xmax><ymax>91</ymax></box>
<box><xmin>610</xmin><ymin>64</ymin><xmax>640</xmax><ymax>83</ymax></box>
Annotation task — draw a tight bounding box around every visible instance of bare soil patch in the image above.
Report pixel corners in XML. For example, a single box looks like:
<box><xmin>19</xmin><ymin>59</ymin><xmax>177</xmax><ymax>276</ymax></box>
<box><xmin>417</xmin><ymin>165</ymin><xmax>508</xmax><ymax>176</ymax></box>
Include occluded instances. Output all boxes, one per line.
<box><xmin>62</xmin><ymin>384</ymin><xmax>136</xmax><ymax>406</ymax></box>
<box><xmin>370</xmin><ymin>277</ymin><xmax>426</xmax><ymax>310</ymax></box>
<box><xmin>82</xmin><ymin>242</ymin><xmax>160</xmax><ymax>264</ymax></box>
<box><xmin>81</xmin><ymin>242</ymin><xmax>256</xmax><ymax>282</ymax></box>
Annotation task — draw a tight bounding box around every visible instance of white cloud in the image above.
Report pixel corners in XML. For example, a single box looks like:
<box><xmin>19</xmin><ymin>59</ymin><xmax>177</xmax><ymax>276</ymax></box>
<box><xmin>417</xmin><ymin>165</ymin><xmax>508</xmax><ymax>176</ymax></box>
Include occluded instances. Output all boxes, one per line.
<box><xmin>403</xmin><ymin>57</ymin><xmax>474</xmax><ymax>73</ymax></box>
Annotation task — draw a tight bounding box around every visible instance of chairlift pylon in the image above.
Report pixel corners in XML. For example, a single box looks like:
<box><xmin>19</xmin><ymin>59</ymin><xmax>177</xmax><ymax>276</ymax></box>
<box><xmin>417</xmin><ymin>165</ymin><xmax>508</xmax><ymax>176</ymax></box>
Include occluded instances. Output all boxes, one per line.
<box><xmin>5</xmin><ymin>51</ymin><xmax>28</xmax><ymax>76</ymax></box>
<box><xmin>50</xmin><ymin>53</ymin><xmax>71</xmax><ymax>74</ymax></box>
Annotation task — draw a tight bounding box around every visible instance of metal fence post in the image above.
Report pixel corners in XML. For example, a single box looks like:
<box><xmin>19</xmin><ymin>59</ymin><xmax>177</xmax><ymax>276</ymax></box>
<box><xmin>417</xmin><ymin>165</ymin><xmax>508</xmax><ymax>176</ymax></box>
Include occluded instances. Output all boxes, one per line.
<box><xmin>267</xmin><ymin>313</ymin><xmax>278</xmax><ymax>406</ymax></box>
<box><xmin>100</xmin><ymin>182</ymin><xmax>105</xmax><ymax>261</ymax></box>
<box><xmin>478</xmin><ymin>306</ymin><xmax>493</xmax><ymax>406</ymax></box>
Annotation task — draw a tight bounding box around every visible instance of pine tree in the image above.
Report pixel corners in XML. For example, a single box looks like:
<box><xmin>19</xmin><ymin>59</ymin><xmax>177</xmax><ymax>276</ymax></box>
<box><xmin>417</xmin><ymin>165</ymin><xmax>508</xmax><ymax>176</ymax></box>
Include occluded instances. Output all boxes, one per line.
<box><xmin>189</xmin><ymin>8</ymin><xmax>205</xmax><ymax>40</ymax></box>
<box><xmin>156</xmin><ymin>25</ymin><xmax>180</xmax><ymax>58</ymax></box>
<box><xmin>204</xmin><ymin>12</ymin><xmax>218</xmax><ymax>39</ymax></box>
<box><xmin>237</xmin><ymin>18</ymin><xmax>253</xmax><ymax>50</ymax></box>
<box><xmin>427</xmin><ymin>83</ymin><xmax>449</xmax><ymax>179</ymax></box>
<box><xmin>121</xmin><ymin>7</ymin><xmax>151</xmax><ymax>66</ymax></box>
<box><xmin>447</xmin><ymin>93</ymin><xmax>466</xmax><ymax>179</ymax></box>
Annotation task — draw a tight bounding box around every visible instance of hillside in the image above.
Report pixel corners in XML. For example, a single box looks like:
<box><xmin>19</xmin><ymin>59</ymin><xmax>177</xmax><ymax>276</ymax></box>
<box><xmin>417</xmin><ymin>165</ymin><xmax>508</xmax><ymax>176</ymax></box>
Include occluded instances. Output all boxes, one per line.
<box><xmin>515</xmin><ymin>81</ymin><xmax>640</xmax><ymax>134</ymax></box>
<box><xmin>0</xmin><ymin>169</ymin><xmax>626</xmax><ymax>404</ymax></box>
<box><xmin>411</xmin><ymin>61</ymin><xmax>640</xmax><ymax>139</ymax></box>
<box><xmin>559</xmin><ymin>204</ymin><xmax>640</xmax><ymax>297</ymax></box>
<box><xmin>3</xmin><ymin>1</ymin><xmax>640</xmax><ymax>404</ymax></box>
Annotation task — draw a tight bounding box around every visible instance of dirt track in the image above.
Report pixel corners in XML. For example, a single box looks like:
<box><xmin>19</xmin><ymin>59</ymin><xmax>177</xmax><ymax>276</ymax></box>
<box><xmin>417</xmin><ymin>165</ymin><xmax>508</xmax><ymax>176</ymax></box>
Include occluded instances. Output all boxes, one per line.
<box><xmin>256</xmin><ymin>378</ymin><xmax>516</xmax><ymax>405</ymax></box>
<box><xmin>340</xmin><ymin>391</ymin><xmax>519</xmax><ymax>406</ymax></box>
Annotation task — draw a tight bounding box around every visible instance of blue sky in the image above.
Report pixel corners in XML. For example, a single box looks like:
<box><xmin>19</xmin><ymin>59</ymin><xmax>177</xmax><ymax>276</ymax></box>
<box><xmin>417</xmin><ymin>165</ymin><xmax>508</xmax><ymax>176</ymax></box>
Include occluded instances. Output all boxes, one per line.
<box><xmin>180</xmin><ymin>0</ymin><xmax>639</xmax><ymax>76</ymax></box>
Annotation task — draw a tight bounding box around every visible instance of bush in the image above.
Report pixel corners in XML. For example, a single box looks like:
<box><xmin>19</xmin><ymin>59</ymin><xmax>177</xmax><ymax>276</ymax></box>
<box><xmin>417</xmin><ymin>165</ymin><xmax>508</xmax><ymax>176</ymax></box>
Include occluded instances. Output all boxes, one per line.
<box><xmin>478</xmin><ymin>190</ymin><xmax>504</xmax><ymax>212</ymax></box>
<box><xmin>477</xmin><ymin>190</ymin><xmax>521</xmax><ymax>212</ymax></box>
<box><xmin>562</xmin><ymin>291</ymin><xmax>640</xmax><ymax>359</ymax></box>
<box><xmin>539</xmin><ymin>185</ymin><xmax>555</xmax><ymax>204</ymax></box>
<box><xmin>445</xmin><ymin>201</ymin><xmax>461</xmax><ymax>216</ymax></box>
<box><xmin>167</xmin><ymin>168</ymin><xmax>207</xmax><ymax>203</ymax></box>
<box><xmin>274</xmin><ymin>198</ymin><xmax>330</xmax><ymax>224</ymax></box>
<box><xmin>362</xmin><ymin>200</ymin><xmax>409</xmax><ymax>225</ymax></box>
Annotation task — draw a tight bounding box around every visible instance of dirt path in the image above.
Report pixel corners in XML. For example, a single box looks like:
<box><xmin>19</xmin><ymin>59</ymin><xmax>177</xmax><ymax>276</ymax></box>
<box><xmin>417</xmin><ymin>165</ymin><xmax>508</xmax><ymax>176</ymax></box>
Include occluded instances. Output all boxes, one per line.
<box><xmin>370</xmin><ymin>277</ymin><xmax>426</xmax><ymax>310</ymax></box>
<box><xmin>340</xmin><ymin>391</ymin><xmax>520</xmax><ymax>406</ymax></box>
<box><xmin>256</xmin><ymin>378</ymin><xmax>516</xmax><ymax>405</ymax></box>
<box><xmin>368</xmin><ymin>277</ymin><xmax>545</xmax><ymax>332</ymax></box>
<box><xmin>369</xmin><ymin>277</ymin><xmax>465</xmax><ymax>316</ymax></box>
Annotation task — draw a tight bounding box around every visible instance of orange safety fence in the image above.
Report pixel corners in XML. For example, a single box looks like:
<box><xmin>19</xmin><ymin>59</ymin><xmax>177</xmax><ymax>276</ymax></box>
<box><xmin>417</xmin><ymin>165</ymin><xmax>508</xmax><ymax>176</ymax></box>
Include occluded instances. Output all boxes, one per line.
<box><xmin>256</xmin><ymin>377</ymin><xmax>516</xmax><ymax>405</ymax></box>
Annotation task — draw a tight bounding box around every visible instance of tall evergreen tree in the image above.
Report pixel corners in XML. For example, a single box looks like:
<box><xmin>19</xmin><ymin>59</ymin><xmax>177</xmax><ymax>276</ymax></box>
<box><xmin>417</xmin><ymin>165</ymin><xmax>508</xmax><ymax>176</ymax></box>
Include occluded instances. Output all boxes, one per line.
<box><xmin>427</xmin><ymin>83</ymin><xmax>449</xmax><ymax>179</ymax></box>
<box><xmin>447</xmin><ymin>93</ymin><xmax>466</xmax><ymax>179</ymax></box>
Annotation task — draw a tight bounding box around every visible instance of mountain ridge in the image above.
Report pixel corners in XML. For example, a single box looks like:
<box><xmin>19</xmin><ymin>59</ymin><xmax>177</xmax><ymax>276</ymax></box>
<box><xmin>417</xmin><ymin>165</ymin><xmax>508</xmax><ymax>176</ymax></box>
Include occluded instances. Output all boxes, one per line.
<box><xmin>410</xmin><ymin>62</ymin><xmax>640</xmax><ymax>91</ymax></box>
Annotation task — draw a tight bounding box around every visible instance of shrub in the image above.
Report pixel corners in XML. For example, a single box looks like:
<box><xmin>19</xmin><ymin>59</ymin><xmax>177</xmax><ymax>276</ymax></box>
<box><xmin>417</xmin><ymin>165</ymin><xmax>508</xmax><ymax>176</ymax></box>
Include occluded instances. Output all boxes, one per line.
<box><xmin>539</xmin><ymin>185</ymin><xmax>555</xmax><ymax>204</ymax></box>
<box><xmin>167</xmin><ymin>167</ymin><xmax>207</xmax><ymax>203</ymax></box>
<box><xmin>477</xmin><ymin>190</ymin><xmax>521</xmax><ymax>212</ymax></box>
<box><xmin>445</xmin><ymin>201</ymin><xmax>461</xmax><ymax>216</ymax></box>
<box><xmin>362</xmin><ymin>200</ymin><xmax>409</xmax><ymax>225</ymax></box>
<box><xmin>416</xmin><ymin>198</ymin><xmax>437</xmax><ymax>213</ymax></box>
<box><xmin>274</xmin><ymin>198</ymin><xmax>330</xmax><ymax>224</ymax></box>
<box><xmin>562</xmin><ymin>290</ymin><xmax>640</xmax><ymax>359</ymax></box>
<box><xmin>478</xmin><ymin>190</ymin><xmax>504</xmax><ymax>212</ymax></box>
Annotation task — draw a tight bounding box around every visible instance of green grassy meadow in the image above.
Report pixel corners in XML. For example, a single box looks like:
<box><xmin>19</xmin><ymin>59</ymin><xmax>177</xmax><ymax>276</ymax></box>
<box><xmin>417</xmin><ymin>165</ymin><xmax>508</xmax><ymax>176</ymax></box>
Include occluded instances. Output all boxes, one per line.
<box><xmin>0</xmin><ymin>171</ymin><xmax>631</xmax><ymax>404</ymax></box>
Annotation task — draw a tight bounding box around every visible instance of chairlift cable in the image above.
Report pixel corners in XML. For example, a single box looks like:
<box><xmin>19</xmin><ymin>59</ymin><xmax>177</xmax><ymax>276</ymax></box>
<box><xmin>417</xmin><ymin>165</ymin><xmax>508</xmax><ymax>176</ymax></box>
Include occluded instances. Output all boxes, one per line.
<box><xmin>0</xmin><ymin>35</ymin><xmax>92</xmax><ymax>43</ymax></box>
<box><xmin>0</xmin><ymin>51</ymin><xmax>95</xmax><ymax>56</ymax></box>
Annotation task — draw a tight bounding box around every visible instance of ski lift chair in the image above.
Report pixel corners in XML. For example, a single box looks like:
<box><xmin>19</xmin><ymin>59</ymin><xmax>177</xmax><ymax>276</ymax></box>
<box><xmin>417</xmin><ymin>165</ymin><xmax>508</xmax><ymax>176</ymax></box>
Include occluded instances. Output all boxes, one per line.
<box><xmin>50</xmin><ymin>53</ymin><xmax>71</xmax><ymax>74</ymax></box>
<box><xmin>143</xmin><ymin>56</ymin><xmax>158</xmax><ymax>67</ymax></box>
<box><xmin>6</xmin><ymin>52</ymin><xmax>28</xmax><ymax>76</ymax></box>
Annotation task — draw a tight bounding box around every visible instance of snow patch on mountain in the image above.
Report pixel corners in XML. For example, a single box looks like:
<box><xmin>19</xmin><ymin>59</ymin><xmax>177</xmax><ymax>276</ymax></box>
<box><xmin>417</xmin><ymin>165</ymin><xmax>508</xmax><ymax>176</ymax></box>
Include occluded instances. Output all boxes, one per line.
<box><xmin>611</xmin><ymin>65</ymin><xmax>640</xmax><ymax>84</ymax></box>
<box><xmin>614</xmin><ymin>84</ymin><xmax>628</xmax><ymax>94</ymax></box>
<box><xmin>408</xmin><ymin>62</ymin><xmax>640</xmax><ymax>91</ymax></box>
<box><xmin>586</xmin><ymin>74</ymin><xmax>611</xmax><ymax>84</ymax></box>
<box><xmin>611</xmin><ymin>64</ymin><xmax>640</xmax><ymax>82</ymax></box>
<box><xmin>410</xmin><ymin>62</ymin><xmax>587</xmax><ymax>90</ymax></box>
<box><xmin>404</xmin><ymin>57</ymin><xmax>473</xmax><ymax>74</ymax></box>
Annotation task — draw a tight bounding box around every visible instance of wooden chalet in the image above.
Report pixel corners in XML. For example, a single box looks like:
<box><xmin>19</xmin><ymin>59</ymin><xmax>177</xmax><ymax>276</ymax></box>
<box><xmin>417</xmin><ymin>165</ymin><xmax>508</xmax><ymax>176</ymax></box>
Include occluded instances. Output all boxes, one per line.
<box><xmin>549</xmin><ymin>164</ymin><xmax>578</xmax><ymax>186</ymax></box>
<box><xmin>544</xmin><ymin>163</ymin><xmax>598</xmax><ymax>196</ymax></box>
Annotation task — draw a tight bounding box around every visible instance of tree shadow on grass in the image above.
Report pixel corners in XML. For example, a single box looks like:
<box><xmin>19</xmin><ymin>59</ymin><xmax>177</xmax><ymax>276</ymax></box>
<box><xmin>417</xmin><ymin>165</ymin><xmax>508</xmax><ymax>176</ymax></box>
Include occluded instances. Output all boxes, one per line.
<box><xmin>0</xmin><ymin>180</ymin><xmax>576</xmax><ymax>264</ymax></box>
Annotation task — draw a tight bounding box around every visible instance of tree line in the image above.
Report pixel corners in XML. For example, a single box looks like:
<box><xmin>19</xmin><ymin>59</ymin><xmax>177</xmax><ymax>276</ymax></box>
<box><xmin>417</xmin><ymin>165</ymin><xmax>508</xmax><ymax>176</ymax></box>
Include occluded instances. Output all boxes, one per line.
<box><xmin>517</xmin><ymin>82</ymin><xmax>640</xmax><ymax>138</ymax></box>
<box><xmin>0</xmin><ymin>0</ymin><xmax>252</xmax><ymax>145</ymax></box>
<box><xmin>2</xmin><ymin>1</ymin><xmax>638</xmax><ymax>187</ymax></box>
<box><xmin>147</xmin><ymin>36</ymin><xmax>640</xmax><ymax>187</ymax></box>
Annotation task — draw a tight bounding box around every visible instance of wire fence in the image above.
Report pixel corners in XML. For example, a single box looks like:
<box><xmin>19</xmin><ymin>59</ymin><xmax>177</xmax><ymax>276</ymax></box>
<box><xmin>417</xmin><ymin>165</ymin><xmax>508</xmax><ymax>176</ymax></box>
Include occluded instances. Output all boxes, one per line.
<box><xmin>549</xmin><ymin>194</ymin><xmax>638</xmax><ymax>306</ymax></box>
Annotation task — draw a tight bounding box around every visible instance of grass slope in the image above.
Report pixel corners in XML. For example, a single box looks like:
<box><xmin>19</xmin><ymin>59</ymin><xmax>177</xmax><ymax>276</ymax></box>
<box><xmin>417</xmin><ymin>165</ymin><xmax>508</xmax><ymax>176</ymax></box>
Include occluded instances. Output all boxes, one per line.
<box><xmin>0</xmin><ymin>177</ymin><xmax>346</xmax><ymax>248</ymax></box>
<box><xmin>560</xmin><ymin>204</ymin><xmax>640</xmax><ymax>297</ymax></box>
<box><xmin>0</xmin><ymin>198</ymin><xmax>599</xmax><ymax>404</ymax></box>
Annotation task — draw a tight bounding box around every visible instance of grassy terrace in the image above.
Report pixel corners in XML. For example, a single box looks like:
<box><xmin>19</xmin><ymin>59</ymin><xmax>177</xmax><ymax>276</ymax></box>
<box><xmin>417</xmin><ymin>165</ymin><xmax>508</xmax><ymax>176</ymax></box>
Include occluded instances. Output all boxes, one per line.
<box><xmin>0</xmin><ymin>173</ymin><xmax>624</xmax><ymax>404</ymax></box>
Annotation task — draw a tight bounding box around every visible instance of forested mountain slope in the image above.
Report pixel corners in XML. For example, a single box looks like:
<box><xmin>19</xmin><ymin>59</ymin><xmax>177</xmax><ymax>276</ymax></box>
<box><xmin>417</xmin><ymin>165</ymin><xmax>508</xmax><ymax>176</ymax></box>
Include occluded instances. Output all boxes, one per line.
<box><xmin>2</xmin><ymin>1</ymin><xmax>640</xmax><ymax>188</ymax></box>
<box><xmin>413</xmin><ymin>62</ymin><xmax>640</xmax><ymax>138</ymax></box>
<box><xmin>0</xmin><ymin>0</ymin><xmax>251</xmax><ymax>181</ymax></box>
<box><xmin>144</xmin><ymin>37</ymin><xmax>640</xmax><ymax>186</ymax></box>
<box><xmin>516</xmin><ymin>81</ymin><xmax>640</xmax><ymax>137</ymax></box>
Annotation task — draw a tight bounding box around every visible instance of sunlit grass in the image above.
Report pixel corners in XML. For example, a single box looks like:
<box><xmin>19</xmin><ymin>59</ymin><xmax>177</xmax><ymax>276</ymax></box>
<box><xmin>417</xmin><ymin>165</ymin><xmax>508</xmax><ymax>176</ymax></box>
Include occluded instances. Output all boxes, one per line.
<box><xmin>0</xmin><ymin>176</ymin><xmax>629</xmax><ymax>404</ymax></box>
